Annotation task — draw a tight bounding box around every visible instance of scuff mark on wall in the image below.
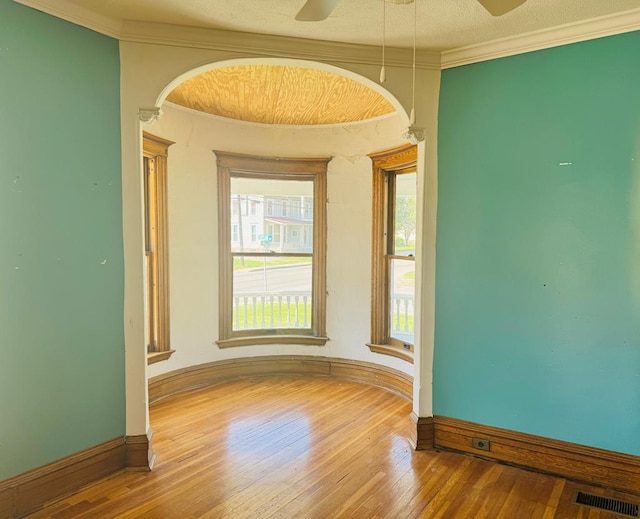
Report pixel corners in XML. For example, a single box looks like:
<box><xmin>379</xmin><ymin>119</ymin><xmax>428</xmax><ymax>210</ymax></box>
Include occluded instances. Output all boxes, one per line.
<box><xmin>343</xmin><ymin>155</ymin><xmax>365</xmax><ymax>164</ymax></box>
<box><xmin>11</xmin><ymin>175</ymin><xmax>22</xmax><ymax>193</ymax></box>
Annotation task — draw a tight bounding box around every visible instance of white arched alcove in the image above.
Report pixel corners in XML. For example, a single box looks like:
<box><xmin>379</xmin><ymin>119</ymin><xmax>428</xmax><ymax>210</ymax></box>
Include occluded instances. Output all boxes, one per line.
<box><xmin>119</xmin><ymin>44</ymin><xmax>439</xmax><ymax>444</ymax></box>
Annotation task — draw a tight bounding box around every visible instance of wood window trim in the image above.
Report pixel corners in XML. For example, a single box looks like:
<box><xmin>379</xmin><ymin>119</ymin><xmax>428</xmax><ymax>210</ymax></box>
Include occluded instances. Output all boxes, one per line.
<box><xmin>147</xmin><ymin>349</ymin><xmax>176</xmax><ymax>365</ymax></box>
<box><xmin>143</xmin><ymin>132</ymin><xmax>175</xmax><ymax>365</ymax></box>
<box><xmin>215</xmin><ymin>151</ymin><xmax>329</xmax><ymax>348</ymax></box>
<box><xmin>368</xmin><ymin>144</ymin><xmax>417</xmax><ymax>363</ymax></box>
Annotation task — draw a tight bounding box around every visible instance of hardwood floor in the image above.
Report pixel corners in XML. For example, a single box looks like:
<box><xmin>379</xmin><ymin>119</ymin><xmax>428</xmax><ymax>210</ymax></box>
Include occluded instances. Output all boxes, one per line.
<box><xmin>26</xmin><ymin>376</ymin><xmax>639</xmax><ymax>518</ymax></box>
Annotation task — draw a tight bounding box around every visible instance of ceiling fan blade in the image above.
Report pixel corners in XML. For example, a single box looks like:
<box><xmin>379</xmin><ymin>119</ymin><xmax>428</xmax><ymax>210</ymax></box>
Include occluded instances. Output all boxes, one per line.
<box><xmin>295</xmin><ymin>0</ymin><xmax>341</xmax><ymax>21</ymax></box>
<box><xmin>477</xmin><ymin>0</ymin><xmax>527</xmax><ymax>16</ymax></box>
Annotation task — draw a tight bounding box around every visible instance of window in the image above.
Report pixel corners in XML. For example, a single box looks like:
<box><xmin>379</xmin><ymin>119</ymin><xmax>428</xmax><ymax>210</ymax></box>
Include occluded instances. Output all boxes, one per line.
<box><xmin>143</xmin><ymin>132</ymin><xmax>175</xmax><ymax>364</ymax></box>
<box><xmin>368</xmin><ymin>144</ymin><xmax>418</xmax><ymax>363</ymax></box>
<box><xmin>303</xmin><ymin>199</ymin><xmax>312</xmax><ymax>219</ymax></box>
<box><xmin>291</xmin><ymin>199</ymin><xmax>300</xmax><ymax>218</ymax></box>
<box><xmin>232</xmin><ymin>224</ymin><xmax>239</xmax><ymax>242</ymax></box>
<box><xmin>215</xmin><ymin>152</ymin><xmax>329</xmax><ymax>347</ymax></box>
<box><xmin>266</xmin><ymin>200</ymin><xmax>273</xmax><ymax>215</ymax></box>
<box><xmin>250</xmin><ymin>200</ymin><xmax>258</xmax><ymax>216</ymax></box>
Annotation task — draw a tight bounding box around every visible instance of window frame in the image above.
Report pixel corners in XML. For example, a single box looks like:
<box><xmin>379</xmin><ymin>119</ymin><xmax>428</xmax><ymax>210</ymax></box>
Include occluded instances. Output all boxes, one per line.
<box><xmin>368</xmin><ymin>144</ymin><xmax>418</xmax><ymax>363</ymax></box>
<box><xmin>215</xmin><ymin>151</ymin><xmax>329</xmax><ymax>348</ymax></box>
<box><xmin>143</xmin><ymin>132</ymin><xmax>175</xmax><ymax>365</ymax></box>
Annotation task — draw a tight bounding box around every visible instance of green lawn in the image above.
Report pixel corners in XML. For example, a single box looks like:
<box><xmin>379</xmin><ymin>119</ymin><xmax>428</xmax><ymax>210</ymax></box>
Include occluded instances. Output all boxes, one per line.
<box><xmin>233</xmin><ymin>298</ymin><xmax>412</xmax><ymax>336</ymax></box>
<box><xmin>391</xmin><ymin>313</ymin><xmax>414</xmax><ymax>332</ymax></box>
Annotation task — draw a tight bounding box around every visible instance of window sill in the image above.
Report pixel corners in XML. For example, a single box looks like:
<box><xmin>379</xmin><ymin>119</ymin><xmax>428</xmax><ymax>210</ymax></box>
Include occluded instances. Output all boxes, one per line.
<box><xmin>147</xmin><ymin>349</ymin><xmax>175</xmax><ymax>365</ymax></box>
<box><xmin>366</xmin><ymin>343</ymin><xmax>414</xmax><ymax>363</ymax></box>
<box><xmin>217</xmin><ymin>335</ymin><xmax>329</xmax><ymax>348</ymax></box>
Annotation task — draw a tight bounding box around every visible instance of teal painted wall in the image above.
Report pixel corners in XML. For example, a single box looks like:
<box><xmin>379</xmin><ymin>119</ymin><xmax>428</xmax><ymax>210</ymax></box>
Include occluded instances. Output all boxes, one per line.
<box><xmin>0</xmin><ymin>1</ymin><xmax>124</xmax><ymax>479</ymax></box>
<box><xmin>435</xmin><ymin>32</ymin><xmax>640</xmax><ymax>455</ymax></box>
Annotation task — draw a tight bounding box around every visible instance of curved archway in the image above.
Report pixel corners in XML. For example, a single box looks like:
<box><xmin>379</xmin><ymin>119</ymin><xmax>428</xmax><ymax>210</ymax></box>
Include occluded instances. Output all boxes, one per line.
<box><xmin>141</xmin><ymin>55</ymin><xmax>419</xmax><ymax>393</ymax></box>
<box><xmin>155</xmin><ymin>57</ymin><xmax>411</xmax><ymax>127</ymax></box>
<box><xmin>144</xmin><ymin>56</ymin><xmax>415</xmax><ymax>375</ymax></box>
<box><xmin>119</xmin><ymin>45</ymin><xmax>438</xmax><ymax>455</ymax></box>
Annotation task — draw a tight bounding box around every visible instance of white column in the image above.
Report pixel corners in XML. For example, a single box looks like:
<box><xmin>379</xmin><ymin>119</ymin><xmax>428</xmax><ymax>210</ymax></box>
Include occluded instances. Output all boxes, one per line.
<box><xmin>411</xmin><ymin>68</ymin><xmax>440</xmax><ymax>420</ymax></box>
<box><xmin>121</xmin><ymin>107</ymin><xmax>162</xmax><ymax>438</ymax></box>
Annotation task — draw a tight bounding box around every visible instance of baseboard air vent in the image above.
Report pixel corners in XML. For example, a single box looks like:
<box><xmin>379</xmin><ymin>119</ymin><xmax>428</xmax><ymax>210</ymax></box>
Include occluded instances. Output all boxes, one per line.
<box><xmin>574</xmin><ymin>491</ymin><xmax>639</xmax><ymax>517</ymax></box>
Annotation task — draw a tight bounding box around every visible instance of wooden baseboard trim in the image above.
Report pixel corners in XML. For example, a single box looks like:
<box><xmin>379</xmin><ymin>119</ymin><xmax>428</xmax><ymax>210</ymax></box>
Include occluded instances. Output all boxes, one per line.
<box><xmin>148</xmin><ymin>355</ymin><xmax>413</xmax><ymax>404</ymax></box>
<box><xmin>0</xmin><ymin>429</ymin><xmax>155</xmax><ymax>518</ymax></box>
<box><xmin>0</xmin><ymin>437</ymin><xmax>126</xmax><ymax>518</ymax></box>
<box><xmin>125</xmin><ymin>428</ymin><xmax>155</xmax><ymax>471</ymax></box>
<box><xmin>409</xmin><ymin>413</ymin><xmax>434</xmax><ymax>451</ymax></box>
<box><xmin>433</xmin><ymin>416</ymin><xmax>640</xmax><ymax>496</ymax></box>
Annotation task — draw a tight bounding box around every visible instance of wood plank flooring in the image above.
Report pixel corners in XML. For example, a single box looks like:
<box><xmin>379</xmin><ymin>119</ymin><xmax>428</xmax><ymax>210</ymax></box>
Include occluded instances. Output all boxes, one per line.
<box><xmin>26</xmin><ymin>376</ymin><xmax>640</xmax><ymax>518</ymax></box>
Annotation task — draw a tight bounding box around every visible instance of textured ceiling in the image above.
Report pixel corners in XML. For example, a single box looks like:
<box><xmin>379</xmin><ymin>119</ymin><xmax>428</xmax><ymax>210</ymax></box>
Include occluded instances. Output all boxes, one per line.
<box><xmin>166</xmin><ymin>65</ymin><xmax>395</xmax><ymax>125</ymax></box>
<box><xmin>48</xmin><ymin>0</ymin><xmax>640</xmax><ymax>50</ymax></box>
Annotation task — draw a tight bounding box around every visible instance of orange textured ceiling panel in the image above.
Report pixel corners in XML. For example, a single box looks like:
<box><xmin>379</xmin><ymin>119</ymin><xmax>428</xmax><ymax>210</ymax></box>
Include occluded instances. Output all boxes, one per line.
<box><xmin>166</xmin><ymin>65</ymin><xmax>396</xmax><ymax>125</ymax></box>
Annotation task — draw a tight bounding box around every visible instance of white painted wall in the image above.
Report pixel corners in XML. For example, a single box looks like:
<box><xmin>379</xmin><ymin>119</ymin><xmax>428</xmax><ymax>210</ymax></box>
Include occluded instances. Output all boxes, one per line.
<box><xmin>147</xmin><ymin>104</ymin><xmax>413</xmax><ymax>378</ymax></box>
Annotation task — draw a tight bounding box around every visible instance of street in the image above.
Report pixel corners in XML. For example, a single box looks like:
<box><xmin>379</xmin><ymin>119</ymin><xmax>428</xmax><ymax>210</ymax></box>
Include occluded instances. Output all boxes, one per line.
<box><xmin>234</xmin><ymin>263</ymin><xmax>312</xmax><ymax>293</ymax></box>
<box><xmin>233</xmin><ymin>261</ymin><xmax>415</xmax><ymax>294</ymax></box>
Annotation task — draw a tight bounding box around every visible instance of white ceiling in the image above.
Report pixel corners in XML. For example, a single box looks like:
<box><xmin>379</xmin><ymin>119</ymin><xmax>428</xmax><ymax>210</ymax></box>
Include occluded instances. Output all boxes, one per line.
<box><xmin>28</xmin><ymin>0</ymin><xmax>640</xmax><ymax>50</ymax></box>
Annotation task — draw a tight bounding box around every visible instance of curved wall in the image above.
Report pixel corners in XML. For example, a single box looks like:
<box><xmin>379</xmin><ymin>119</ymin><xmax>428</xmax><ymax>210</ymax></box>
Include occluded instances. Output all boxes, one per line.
<box><xmin>120</xmin><ymin>41</ymin><xmax>441</xmax><ymax>436</ymax></box>
<box><xmin>147</xmin><ymin>104</ymin><xmax>412</xmax><ymax>379</ymax></box>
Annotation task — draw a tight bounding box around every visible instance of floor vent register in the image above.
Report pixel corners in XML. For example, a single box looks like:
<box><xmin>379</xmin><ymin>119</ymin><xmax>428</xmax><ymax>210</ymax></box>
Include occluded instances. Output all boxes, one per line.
<box><xmin>574</xmin><ymin>491</ymin><xmax>639</xmax><ymax>517</ymax></box>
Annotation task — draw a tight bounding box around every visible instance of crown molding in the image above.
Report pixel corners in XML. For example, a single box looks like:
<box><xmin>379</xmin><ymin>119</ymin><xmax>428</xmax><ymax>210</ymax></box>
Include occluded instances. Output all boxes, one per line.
<box><xmin>119</xmin><ymin>21</ymin><xmax>441</xmax><ymax>70</ymax></box>
<box><xmin>11</xmin><ymin>0</ymin><xmax>439</xmax><ymax>70</ymax></box>
<box><xmin>13</xmin><ymin>0</ymin><xmax>123</xmax><ymax>38</ymax></box>
<box><xmin>12</xmin><ymin>0</ymin><xmax>640</xmax><ymax>70</ymax></box>
<box><xmin>441</xmin><ymin>7</ymin><xmax>640</xmax><ymax>69</ymax></box>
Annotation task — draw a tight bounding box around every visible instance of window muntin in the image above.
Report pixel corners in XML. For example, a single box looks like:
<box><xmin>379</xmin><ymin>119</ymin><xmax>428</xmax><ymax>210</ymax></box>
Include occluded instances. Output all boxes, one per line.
<box><xmin>216</xmin><ymin>152</ymin><xmax>328</xmax><ymax>347</ymax></box>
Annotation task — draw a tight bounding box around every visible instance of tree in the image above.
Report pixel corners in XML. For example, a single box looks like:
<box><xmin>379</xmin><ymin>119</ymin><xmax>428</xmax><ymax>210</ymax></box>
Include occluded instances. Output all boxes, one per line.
<box><xmin>395</xmin><ymin>195</ymin><xmax>416</xmax><ymax>246</ymax></box>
